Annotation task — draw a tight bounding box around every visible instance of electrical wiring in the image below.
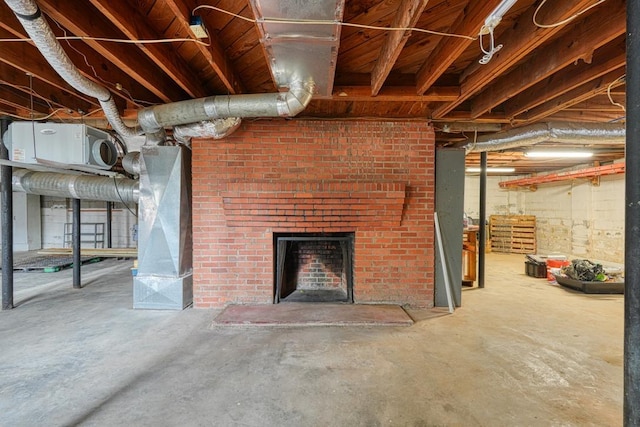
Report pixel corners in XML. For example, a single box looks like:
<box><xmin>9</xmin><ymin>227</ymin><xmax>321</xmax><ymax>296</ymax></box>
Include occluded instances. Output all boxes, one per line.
<box><xmin>0</xmin><ymin>80</ymin><xmax>56</xmax><ymax>111</ymax></box>
<box><xmin>0</xmin><ymin>106</ymin><xmax>103</xmax><ymax>122</ymax></box>
<box><xmin>607</xmin><ymin>74</ymin><xmax>626</xmax><ymax>112</ymax></box>
<box><xmin>0</xmin><ymin>36</ymin><xmax>210</xmax><ymax>46</ymax></box>
<box><xmin>47</xmin><ymin>18</ymin><xmax>148</xmax><ymax>109</ymax></box>
<box><xmin>533</xmin><ymin>0</ymin><xmax>607</xmax><ymax>28</ymax></box>
<box><xmin>192</xmin><ymin>4</ymin><xmax>477</xmax><ymax>41</ymax></box>
<box><xmin>0</xmin><ymin>108</ymin><xmax>67</xmax><ymax>121</ymax></box>
<box><xmin>113</xmin><ymin>176</ymin><xmax>138</xmax><ymax>217</ymax></box>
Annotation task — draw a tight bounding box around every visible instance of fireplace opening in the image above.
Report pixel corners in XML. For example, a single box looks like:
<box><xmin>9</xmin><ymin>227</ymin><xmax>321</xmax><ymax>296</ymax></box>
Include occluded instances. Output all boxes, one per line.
<box><xmin>274</xmin><ymin>232</ymin><xmax>354</xmax><ymax>303</ymax></box>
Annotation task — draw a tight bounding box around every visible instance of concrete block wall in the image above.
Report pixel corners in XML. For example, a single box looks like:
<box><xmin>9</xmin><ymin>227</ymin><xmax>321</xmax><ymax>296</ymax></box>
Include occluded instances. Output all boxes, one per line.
<box><xmin>464</xmin><ymin>173</ymin><xmax>624</xmax><ymax>264</ymax></box>
<box><xmin>192</xmin><ymin>120</ymin><xmax>436</xmax><ymax>308</ymax></box>
<box><xmin>40</xmin><ymin>197</ymin><xmax>138</xmax><ymax>248</ymax></box>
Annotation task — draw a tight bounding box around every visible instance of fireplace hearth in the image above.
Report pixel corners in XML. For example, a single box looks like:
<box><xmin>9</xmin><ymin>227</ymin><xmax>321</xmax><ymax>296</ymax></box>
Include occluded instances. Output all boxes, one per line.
<box><xmin>274</xmin><ymin>233</ymin><xmax>354</xmax><ymax>303</ymax></box>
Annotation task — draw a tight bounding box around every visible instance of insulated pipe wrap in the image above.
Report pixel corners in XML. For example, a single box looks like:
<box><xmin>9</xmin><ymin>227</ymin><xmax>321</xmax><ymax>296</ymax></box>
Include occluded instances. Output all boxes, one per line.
<box><xmin>12</xmin><ymin>169</ymin><xmax>139</xmax><ymax>204</ymax></box>
<box><xmin>4</xmin><ymin>0</ymin><xmax>140</xmax><ymax>139</ymax></box>
<box><xmin>465</xmin><ymin>122</ymin><xmax>627</xmax><ymax>154</ymax></box>
<box><xmin>138</xmin><ymin>80</ymin><xmax>316</xmax><ymax>132</ymax></box>
<box><xmin>173</xmin><ymin>118</ymin><xmax>242</xmax><ymax>143</ymax></box>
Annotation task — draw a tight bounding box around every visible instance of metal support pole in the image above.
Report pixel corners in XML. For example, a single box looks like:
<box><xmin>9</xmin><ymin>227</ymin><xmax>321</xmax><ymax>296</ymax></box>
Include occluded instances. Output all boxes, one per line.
<box><xmin>72</xmin><ymin>198</ymin><xmax>81</xmax><ymax>289</ymax></box>
<box><xmin>1</xmin><ymin>118</ymin><xmax>13</xmax><ymax>309</ymax></box>
<box><xmin>478</xmin><ymin>152</ymin><xmax>487</xmax><ymax>288</ymax></box>
<box><xmin>106</xmin><ymin>201</ymin><xmax>112</xmax><ymax>248</ymax></box>
<box><xmin>625</xmin><ymin>0</ymin><xmax>640</xmax><ymax>423</ymax></box>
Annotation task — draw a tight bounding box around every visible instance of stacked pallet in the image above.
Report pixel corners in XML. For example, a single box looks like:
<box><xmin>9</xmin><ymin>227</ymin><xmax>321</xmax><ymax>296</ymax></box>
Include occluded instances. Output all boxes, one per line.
<box><xmin>490</xmin><ymin>215</ymin><xmax>536</xmax><ymax>254</ymax></box>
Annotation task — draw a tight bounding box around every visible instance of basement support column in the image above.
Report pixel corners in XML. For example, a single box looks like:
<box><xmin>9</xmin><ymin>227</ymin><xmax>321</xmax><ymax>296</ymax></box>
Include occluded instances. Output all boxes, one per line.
<box><xmin>72</xmin><ymin>198</ymin><xmax>81</xmax><ymax>289</ymax></box>
<box><xmin>1</xmin><ymin>118</ymin><xmax>13</xmax><ymax>310</ymax></box>
<box><xmin>478</xmin><ymin>152</ymin><xmax>487</xmax><ymax>288</ymax></box>
<box><xmin>106</xmin><ymin>202</ymin><xmax>112</xmax><ymax>248</ymax></box>
<box><xmin>625</xmin><ymin>0</ymin><xmax>640</xmax><ymax>423</ymax></box>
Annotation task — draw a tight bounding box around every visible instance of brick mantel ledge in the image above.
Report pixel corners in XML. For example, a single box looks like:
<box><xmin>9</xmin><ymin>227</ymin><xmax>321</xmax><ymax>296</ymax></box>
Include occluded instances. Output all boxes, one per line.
<box><xmin>221</xmin><ymin>182</ymin><xmax>406</xmax><ymax>231</ymax></box>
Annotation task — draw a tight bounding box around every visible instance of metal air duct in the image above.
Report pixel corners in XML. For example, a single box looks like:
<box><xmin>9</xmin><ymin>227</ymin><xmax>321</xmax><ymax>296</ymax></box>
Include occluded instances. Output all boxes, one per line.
<box><xmin>249</xmin><ymin>0</ymin><xmax>345</xmax><ymax>98</ymax></box>
<box><xmin>464</xmin><ymin>122</ymin><xmax>626</xmax><ymax>154</ymax></box>
<box><xmin>173</xmin><ymin>118</ymin><xmax>242</xmax><ymax>144</ymax></box>
<box><xmin>137</xmin><ymin>79</ymin><xmax>315</xmax><ymax>133</ymax></box>
<box><xmin>4</xmin><ymin>0</ymin><xmax>140</xmax><ymax>139</ymax></box>
<box><xmin>12</xmin><ymin>169</ymin><xmax>139</xmax><ymax>204</ymax></box>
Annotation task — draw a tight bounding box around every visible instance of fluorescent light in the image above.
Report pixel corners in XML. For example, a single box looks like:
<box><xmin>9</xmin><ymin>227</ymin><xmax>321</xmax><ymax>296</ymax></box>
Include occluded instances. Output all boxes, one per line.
<box><xmin>466</xmin><ymin>167</ymin><xmax>515</xmax><ymax>173</ymax></box>
<box><xmin>484</xmin><ymin>0</ymin><xmax>518</xmax><ymax>31</ymax></box>
<box><xmin>524</xmin><ymin>151</ymin><xmax>593</xmax><ymax>158</ymax></box>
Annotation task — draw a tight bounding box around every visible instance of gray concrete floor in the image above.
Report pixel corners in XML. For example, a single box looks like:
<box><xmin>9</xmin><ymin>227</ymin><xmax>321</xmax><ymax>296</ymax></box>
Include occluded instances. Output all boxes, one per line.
<box><xmin>0</xmin><ymin>253</ymin><xmax>623</xmax><ymax>426</ymax></box>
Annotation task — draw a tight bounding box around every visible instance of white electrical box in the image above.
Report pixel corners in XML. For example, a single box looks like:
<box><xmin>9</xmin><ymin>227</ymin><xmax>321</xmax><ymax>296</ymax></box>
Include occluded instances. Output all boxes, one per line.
<box><xmin>4</xmin><ymin>122</ymin><xmax>118</xmax><ymax>168</ymax></box>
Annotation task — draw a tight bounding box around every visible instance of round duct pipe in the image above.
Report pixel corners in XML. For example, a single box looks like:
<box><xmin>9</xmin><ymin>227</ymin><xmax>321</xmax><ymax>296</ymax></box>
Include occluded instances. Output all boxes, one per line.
<box><xmin>12</xmin><ymin>169</ymin><xmax>139</xmax><ymax>204</ymax></box>
<box><xmin>464</xmin><ymin>122</ymin><xmax>626</xmax><ymax>154</ymax></box>
<box><xmin>122</xmin><ymin>152</ymin><xmax>141</xmax><ymax>175</ymax></box>
<box><xmin>90</xmin><ymin>139</ymin><xmax>119</xmax><ymax>168</ymax></box>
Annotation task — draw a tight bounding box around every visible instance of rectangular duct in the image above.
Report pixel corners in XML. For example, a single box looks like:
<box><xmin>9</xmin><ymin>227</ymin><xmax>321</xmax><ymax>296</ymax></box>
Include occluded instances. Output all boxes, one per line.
<box><xmin>249</xmin><ymin>0</ymin><xmax>345</xmax><ymax>98</ymax></box>
<box><xmin>133</xmin><ymin>145</ymin><xmax>192</xmax><ymax>310</ymax></box>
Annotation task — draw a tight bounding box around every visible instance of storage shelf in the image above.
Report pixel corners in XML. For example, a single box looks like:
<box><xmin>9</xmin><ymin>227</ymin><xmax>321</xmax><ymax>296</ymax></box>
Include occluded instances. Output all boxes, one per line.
<box><xmin>63</xmin><ymin>222</ymin><xmax>105</xmax><ymax>249</ymax></box>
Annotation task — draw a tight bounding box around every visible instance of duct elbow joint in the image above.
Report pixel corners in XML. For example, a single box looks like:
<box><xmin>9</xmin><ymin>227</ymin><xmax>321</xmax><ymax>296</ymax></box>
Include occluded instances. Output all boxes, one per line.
<box><xmin>278</xmin><ymin>79</ymin><xmax>315</xmax><ymax>117</ymax></box>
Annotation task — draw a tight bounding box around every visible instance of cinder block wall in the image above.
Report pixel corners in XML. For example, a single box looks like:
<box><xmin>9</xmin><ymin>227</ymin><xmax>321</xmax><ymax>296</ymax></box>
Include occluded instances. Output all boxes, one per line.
<box><xmin>192</xmin><ymin>120</ymin><xmax>436</xmax><ymax>308</ymax></box>
<box><xmin>465</xmin><ymin>173</ymin><xmax>625</xmax><ymax>263</ymax></box>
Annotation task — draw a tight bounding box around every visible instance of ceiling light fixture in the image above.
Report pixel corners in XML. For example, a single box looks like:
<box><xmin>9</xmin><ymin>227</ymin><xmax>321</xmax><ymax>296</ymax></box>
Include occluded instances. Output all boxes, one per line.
<box><xmin>479</xmin><ymin>0</ymin><xmax>518</xmax><ymax>64</ymax></box>
<box><xmin>524</xmin><ymin>151</ymin><xmax>593</xmax><ymax>158</ymax></box>
<box><xmin>466</xmin><ymin>167</ymin><xmax>515</xmax><ymax>173</ymax></box>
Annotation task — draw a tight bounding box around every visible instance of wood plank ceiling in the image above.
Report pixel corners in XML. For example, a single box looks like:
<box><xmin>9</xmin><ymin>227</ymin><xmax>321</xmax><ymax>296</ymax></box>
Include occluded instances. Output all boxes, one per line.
<box><xmin>0</xmin><ymin>0</ymin><xmax>627</xmax><ymax>174</ymax></box>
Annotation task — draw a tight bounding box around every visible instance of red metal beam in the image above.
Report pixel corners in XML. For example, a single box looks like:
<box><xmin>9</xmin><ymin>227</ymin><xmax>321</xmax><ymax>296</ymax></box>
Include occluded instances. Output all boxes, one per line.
<box><xmin>499</xmin><ymin>163</ymin><xmax>625</xmax><ymax>188</ymax></box>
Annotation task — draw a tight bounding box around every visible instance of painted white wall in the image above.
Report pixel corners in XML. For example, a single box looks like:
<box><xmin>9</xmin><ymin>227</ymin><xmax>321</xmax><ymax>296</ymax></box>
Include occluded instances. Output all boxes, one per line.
<box><xmin>465</xmin><ymin>172</ymin><xmax>625</xmax><ymax>264</ymax></box>
<box><xmin>40</xmin><ymin>197</ymin><xmax>137</xmax><ymax>249</ymax></box>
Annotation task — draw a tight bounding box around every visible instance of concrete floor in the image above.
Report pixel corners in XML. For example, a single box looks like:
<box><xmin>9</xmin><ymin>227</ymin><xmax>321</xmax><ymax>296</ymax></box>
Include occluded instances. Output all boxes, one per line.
<box><xmin>0</xmin><ymin>253</ymin><xmax>623</xmax><ymax>426</ymax></box>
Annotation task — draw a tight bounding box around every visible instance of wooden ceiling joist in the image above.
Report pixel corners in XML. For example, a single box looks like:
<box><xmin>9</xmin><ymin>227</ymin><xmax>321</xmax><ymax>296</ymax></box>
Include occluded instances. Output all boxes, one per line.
<box><xmin>158</xmin><ymin>0</ymin><xmax>245</xmax><ymax>94</ymax></box>
<box><xmin>519</xmin><ymin>69</ymin><xmax>627</xmax><ymax>123</ymax></box>
<box><xmin>370</xmin><ymin>0</ymin><xmax>429</xmax><ymax>96</ymax></box>
<box><xmin>469</xmin><ymin>0</ymin><xmax>626</xmax><ymax>118</ymax></box>
<box><xmin>333</xmin><ymin>85</ymin><xmax>458</xmax><ymax>101</ymax></box>
<box><xmin>415</xmin><ymin>0</ymin><xmax>504</xmax><ymax>95</ymax></box>
<box><xmin>37</xmin><ymin>0</ymin><xmax>188</xmax><ymax>103</ymax></box>
<box><xmin>0</xmin><ymin>86</ymin><xmax>50</xmax><ymax>114</ymax></box>
<box><xmin>0</xmin><ymin>62</ymin><xmax>96</xmax><ymax>113</ymax></box>
<box><xmin>88</xmin><ymin>0</ymin><xmax>208</xmax><ymax>99</ymax></box>
<box><xmin>505</xmin><ymin>43</ymin><xmax>626</xmax><ymax>119</ymax></box>
<box><xmin>432</xmin><ymin>0</ymin><xmax>606</xmax><ymax>119</ymax></box>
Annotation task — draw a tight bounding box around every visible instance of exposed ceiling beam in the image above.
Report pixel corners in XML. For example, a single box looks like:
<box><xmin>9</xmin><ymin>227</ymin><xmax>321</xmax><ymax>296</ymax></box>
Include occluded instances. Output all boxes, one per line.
<box><xmin>333</xmin><ymin>86</ymin><xmax>458</xmax><ymax>101</ymax></box>
<box><xmin>0</xmin><ymin>30</ymin><xmax>102</xmax><ymax>110</ymax></box>
<box><xmin>432</xmin><ymin>0</ymin><xmax>602</xmax><ymax>119</ymax></box>
<box><xmin>370</xmin><ymin>0</ymin><xmax>429</xmax><ymax>96</ymax></box>
<box><xmin>0</xmin><ymin>86</ymin><xmax>50</xmax><ymax>114</ymax></box>
<box><xmin>441</xmin><ymin>111</ymin><xmax>507</xmax><ymax>123</ymax></box>
<box><xmin>470</xmin><ymin>0</ymin><xmax>626</xmax><ymax>118</ymax></box>
<box><xmin>415</xmin><ymin>0</ymin><xmax>503</xmax><ymax>95</ymax></box>
<box><xmin>88</xmin><ymin>0</ymin><xmax>207</xmax><ymax>99</ymax></box>
<box><xmin>504</xmin><ymin>44</ymin><xmax>626</xmax><ymax>118</ymax></box>
<box><xmin>37</xmin><ymin>0</ymin><xmax>188</xmax><ymax>103</ymax></box>
<box><xmin>0</xmin><ymin>6</ymin><xmax>161</xmax><ymax>111</ymax></box>
<box><xmin>519</xmin><ymin>69</ymin><xmax>626</xmax><ymax>123</ymax></box>
<box><xmin>0</xmin><ymin>62</ymin><xmax>96</xmax><ymax>113</ymax></box>
<box><xmin>160</xmin><ymin>0</ymin><xmax>244</xmax><ymax>94</ymax></box>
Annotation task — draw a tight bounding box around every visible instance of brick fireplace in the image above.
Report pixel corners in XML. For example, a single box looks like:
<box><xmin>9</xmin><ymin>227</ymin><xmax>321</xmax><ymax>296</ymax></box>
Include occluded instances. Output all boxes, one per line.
<box><xmin>192</xmin><ymin>120</ymin><xmax>435</xmax><ymax>308</ymax></box>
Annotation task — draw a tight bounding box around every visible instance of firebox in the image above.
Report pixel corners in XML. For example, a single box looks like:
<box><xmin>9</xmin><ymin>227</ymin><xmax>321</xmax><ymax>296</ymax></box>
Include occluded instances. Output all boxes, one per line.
<box><xmin>274</xmin><ymin>233</ymin><xmax>354</xmax><ymax>303</ymax></box>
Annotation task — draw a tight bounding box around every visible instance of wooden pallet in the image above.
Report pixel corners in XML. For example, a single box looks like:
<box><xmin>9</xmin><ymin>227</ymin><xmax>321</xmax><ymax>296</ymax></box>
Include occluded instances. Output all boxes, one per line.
<box><xmin>38</xmin><ymin>248</ymin><xmax>137</xmax><ymax>258</ymax></box>
<box><xmin>490</xmin><ymin>215</ymin><xmax>536</xmax><ymax>254</ymax></box>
